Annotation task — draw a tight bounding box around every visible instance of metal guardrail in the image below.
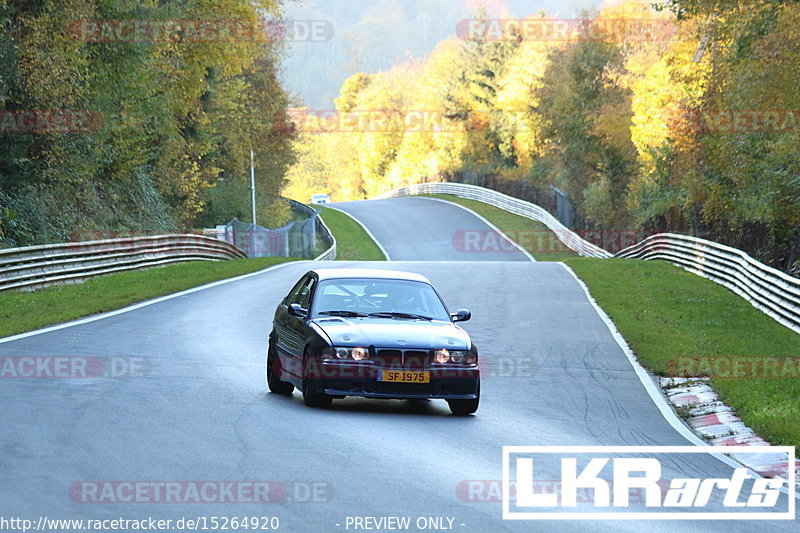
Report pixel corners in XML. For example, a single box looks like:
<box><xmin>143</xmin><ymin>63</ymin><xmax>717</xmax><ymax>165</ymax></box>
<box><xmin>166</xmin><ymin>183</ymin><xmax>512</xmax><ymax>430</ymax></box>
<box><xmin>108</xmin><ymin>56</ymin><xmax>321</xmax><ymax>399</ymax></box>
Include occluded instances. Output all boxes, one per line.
<box><xmin>617</xmin><ymin>233</ymin><xmax>800</xmax><ymax>334</ymax></box>
<box><xmin>378</xmin><ymin>182</ymin><xmax>799</xmax><ymax>334</ymax></box>
<box><xmin>0</xmin><ymin>234</ymin><xmax>246</xmax><ymax>292</ymax></box>
<box><xmin>314</xmin><ymin>214</ymin><xmax>337</xmax><ymax>261</ymax></box>
<box><xmin>215</xmin><ymin>199</ymin><xmax>336</xmax><ymax>260</ymax></box>
<box><xmin>295</xmin><ymin>199</ymin><xmax>337</xmax><ymax>260</ymax></box>
<box><xmin>374</xmin><ymin>182</ymin><xmax>613</xmax><ymax>258</ymax></box>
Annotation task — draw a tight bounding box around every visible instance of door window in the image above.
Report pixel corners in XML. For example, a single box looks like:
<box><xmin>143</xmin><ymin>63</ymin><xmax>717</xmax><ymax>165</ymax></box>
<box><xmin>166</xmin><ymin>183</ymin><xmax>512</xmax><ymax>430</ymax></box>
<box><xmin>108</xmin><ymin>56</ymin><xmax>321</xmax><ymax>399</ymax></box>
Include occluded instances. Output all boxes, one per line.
<box><xmin>289</xmin><ymin>276</ymin><xmax>316</xmax><ymax>309</ymax></box>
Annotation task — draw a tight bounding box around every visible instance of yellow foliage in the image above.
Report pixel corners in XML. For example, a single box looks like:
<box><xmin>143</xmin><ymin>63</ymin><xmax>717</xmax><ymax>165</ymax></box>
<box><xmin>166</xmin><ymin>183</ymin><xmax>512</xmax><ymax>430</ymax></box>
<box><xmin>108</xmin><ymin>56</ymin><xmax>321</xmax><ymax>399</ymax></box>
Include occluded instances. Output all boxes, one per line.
<box><xmin>284</xmin><ymin>0</ymin><xmax>800</xmax><ymax>258</ymax></box>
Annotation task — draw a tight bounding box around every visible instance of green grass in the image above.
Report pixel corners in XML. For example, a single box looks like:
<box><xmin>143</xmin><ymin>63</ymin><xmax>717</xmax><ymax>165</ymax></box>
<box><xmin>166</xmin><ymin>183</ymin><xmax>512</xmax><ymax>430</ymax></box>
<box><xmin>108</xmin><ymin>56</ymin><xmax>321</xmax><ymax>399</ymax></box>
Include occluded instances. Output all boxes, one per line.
<box><xmin>2</xmin><ymin>202</ymin><xmax>384</xmax><ymax>339</ymax></box>
<box><xmin>319</xmin><ymin>206</ymin><xmax>386</xmax><ymax>260</ymax></box>
<box><xmin>417</xmin><ymin>192</ymin><xmax>800</xmax><ymax>446</ymax></box>
<box><xmin>423</xmin><ymin>194</ymin><xmax>578</xmax><ymax>261</ymax></box>
<box><xmin>0</xmin><ymin>257</ymin><xmax>293</xmax><ymax>339</ymax></box>
<box><xmin>564</xmin><ymin>258</ymin><xmax>800</xmax><ymax>447</ymax></box>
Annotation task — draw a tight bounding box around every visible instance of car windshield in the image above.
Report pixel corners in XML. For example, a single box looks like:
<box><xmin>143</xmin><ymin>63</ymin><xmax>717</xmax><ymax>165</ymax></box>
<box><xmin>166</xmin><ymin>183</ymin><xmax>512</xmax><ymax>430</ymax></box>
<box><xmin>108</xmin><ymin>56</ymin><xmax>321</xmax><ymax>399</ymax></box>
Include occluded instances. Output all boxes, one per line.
<box><xmin>313</xmin><ymin>278</ymin><xmax>450</xmax><ymax>321</ymax></box>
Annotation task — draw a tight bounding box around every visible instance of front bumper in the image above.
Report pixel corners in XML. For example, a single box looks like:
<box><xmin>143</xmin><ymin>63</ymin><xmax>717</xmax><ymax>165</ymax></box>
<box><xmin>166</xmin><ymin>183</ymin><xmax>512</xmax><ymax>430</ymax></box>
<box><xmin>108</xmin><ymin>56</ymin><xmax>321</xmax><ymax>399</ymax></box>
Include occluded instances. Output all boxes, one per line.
<box><xmin>311</xmin><ymin>360</ymin><xmax>480</xmax><ymax>400</ymax></box>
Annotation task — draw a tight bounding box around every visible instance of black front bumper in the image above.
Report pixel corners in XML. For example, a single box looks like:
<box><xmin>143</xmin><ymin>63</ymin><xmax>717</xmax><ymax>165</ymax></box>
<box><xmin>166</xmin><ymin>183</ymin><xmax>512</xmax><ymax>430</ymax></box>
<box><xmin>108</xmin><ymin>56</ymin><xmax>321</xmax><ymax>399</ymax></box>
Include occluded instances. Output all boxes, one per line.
<box><xmin>312</xmin><ymin>360</ymin><xmax>480</xmax><ymax>400</ymax></box>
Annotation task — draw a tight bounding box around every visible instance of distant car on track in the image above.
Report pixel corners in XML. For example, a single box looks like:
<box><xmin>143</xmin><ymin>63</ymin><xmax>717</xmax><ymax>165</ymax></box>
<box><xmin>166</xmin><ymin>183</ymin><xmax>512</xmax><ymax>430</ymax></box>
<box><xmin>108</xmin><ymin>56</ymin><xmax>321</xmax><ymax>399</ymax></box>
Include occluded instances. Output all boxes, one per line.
<box><xmin>310</xmin><ymin>193</ymin><xmax>330</xmax><ymax>205</ymax></box>
<box><xmin>267</xmin><ymin>269</ymin><xmax>480</xmax><ymax>415</ymax></box>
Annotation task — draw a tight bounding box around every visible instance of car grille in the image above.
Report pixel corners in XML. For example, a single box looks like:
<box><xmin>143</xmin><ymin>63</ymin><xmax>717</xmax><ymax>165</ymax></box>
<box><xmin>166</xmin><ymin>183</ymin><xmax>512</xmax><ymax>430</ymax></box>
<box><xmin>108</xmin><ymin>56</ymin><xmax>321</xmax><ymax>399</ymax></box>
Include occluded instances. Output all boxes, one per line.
<box><xmin>375</xmin><ymin>349</ymin><xmax>430</xmax><ymax>369</ymax></box>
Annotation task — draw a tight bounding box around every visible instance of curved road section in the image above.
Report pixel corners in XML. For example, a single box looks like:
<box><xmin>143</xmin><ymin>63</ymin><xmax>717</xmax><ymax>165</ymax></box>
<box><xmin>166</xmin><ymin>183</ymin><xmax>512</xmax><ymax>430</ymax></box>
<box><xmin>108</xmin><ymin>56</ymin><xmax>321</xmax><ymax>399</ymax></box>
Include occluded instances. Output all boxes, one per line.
<box><xmin>332</xmin><ymin>196</ymin><xmax>531</xmax><ymax>261</ymax></box>
<box><xmin>0</xmin><ymin>199</ymin><xmax>793</xmax><ymax>532</ymax></box>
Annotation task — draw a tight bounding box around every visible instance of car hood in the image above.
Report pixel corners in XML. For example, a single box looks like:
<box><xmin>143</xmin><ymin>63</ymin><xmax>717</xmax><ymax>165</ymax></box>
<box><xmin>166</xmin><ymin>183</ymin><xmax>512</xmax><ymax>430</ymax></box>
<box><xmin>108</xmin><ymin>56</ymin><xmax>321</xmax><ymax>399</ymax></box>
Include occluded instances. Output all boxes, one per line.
<box><xmin>311</xmin><ymin>317</ymin><xmax>471</xmax><ymax>350</ymax></box>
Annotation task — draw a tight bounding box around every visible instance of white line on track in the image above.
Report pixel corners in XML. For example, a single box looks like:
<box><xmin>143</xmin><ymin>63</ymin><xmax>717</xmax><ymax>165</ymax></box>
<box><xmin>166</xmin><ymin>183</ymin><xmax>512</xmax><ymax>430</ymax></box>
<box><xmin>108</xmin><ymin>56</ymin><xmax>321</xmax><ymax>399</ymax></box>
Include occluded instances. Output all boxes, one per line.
<box><xmin>324</xmin><ymin>204</ymin><xmax>391</xmax><ymax>260</ymax></box>
<box><xmin>414</xmin><ymin>196</ymin><xmax>536</xmax><ymax>262</ymax></box>
<box><xmin>0</xmin><ymin>261</ymin><xmax>304</xmax><ymax>344</ymax></box>
<box><xmin>559</xmin><ymin>262</ymin><xmax>706</xmax><ymax>447</ymax></box>
<box><xmin>558</xmin><ymin>261</ymin><xmax>800</xmax><ymax>499</ymax></box>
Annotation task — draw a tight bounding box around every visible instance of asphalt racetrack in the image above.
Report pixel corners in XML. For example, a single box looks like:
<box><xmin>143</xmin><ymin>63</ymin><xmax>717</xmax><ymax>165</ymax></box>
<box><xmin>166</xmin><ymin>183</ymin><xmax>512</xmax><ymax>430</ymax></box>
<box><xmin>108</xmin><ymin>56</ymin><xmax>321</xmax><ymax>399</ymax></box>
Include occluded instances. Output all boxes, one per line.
<box><xmin>0</xmin><ymin>197</ymin><xmax>793</xmax><ymax>532</ymax></box>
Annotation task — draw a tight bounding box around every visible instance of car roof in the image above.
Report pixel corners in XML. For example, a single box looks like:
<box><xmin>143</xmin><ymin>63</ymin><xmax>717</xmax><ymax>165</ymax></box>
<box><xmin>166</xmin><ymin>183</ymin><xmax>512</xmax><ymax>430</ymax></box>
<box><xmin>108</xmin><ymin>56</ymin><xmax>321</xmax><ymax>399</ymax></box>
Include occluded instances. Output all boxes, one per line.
<box><xmin>311</xmin><ymin>269</ymin><xmax>432</xmax><ymax>284</ymax></box>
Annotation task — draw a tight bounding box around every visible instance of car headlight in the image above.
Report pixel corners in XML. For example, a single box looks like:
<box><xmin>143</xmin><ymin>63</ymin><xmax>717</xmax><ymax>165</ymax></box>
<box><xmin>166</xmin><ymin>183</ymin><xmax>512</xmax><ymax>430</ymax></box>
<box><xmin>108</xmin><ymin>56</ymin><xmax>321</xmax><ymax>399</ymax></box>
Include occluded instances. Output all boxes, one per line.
<box><xmin>351</xmin><ymin>347</ymin><xmax>368</xmax><ymax>361</ymax></box>
<box><xmin>334</xmin><ymin>347</ymin><xmax>369</xmax><ymax>360</ymax></box>
<box><xmin>434</xmin><ymin>349</ymin><xmax>450</xmax><ymax>363</ymax></box>
<box><xmin>464</xmin><ymin>350</ymin><xmax>478</xmax><ymax>365</ymax></box>
<box><xmin>450</xmin><ymin>350</ymin><xmax>467</xmax><ymax>363</ymax></box>
<box><xmin>322</xmin><ymin>347</ymin><xmax>336</xmax><ymax>358</ymax></box>
<box><xmin>434</xmin><ymin>349</ymin><xmax>474</xmax><ymax>365</ymax></box>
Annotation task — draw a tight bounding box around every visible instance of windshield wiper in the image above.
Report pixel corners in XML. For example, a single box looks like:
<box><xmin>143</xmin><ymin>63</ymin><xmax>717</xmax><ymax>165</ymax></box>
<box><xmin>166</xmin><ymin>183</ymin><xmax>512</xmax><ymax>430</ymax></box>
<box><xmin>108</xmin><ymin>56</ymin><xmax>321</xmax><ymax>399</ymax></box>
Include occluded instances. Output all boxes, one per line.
<box><xmin>368</xmin><ymin>312</ymin><xmax>433</xmax><ymax>321</ymax></box>
<box><xmin>318</xmin><ymin>310</ymin><xmax>369</xmax><ymax>317</ymax></box>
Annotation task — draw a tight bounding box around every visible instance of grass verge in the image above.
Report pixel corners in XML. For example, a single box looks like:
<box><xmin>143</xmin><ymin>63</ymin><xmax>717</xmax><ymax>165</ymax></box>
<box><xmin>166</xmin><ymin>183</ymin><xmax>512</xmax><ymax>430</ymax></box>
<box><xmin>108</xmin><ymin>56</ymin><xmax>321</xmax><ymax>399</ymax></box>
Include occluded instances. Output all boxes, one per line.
<box><xmin>564</xmin><ymin>257</ymin><xmax>800</xmax><ymax>448</ymax></box>
<box><xmin>423</xmin><ymin>194</ymin><xmax>578</xmax><ymax>261</ymax></box>
<box><xmin>0</xmin><ymin>257</ymin><xmax>294</xmax><ymax>339</ymax></box>
<box><xmin>416</xmin><ymin>192</ymin><xmax>800</xmax><ymax>447</ymax></box>
<box><xmin>319</xmin><ymin>206</ymin><xmax>386</xmax><ymax>260</ymax></box>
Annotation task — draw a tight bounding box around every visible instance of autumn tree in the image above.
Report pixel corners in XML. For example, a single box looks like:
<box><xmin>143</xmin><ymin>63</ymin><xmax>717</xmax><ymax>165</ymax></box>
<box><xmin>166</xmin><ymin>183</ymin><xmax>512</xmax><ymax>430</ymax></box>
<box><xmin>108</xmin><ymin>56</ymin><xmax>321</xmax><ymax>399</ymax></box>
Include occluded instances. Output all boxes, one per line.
<box><xmin>0</xmin><ymin>0</ymin><xmax>295</xmax><ymax>246</ymax></box>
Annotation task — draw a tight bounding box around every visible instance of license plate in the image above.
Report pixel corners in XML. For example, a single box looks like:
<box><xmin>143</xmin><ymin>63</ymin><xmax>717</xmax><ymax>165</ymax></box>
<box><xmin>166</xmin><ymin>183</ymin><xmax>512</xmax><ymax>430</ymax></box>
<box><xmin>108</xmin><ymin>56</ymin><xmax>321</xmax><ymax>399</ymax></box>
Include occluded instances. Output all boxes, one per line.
<box><xmin>377</xmin><ymin>370</ymin><xmax>430</xmax><ymax>383</ymax></box>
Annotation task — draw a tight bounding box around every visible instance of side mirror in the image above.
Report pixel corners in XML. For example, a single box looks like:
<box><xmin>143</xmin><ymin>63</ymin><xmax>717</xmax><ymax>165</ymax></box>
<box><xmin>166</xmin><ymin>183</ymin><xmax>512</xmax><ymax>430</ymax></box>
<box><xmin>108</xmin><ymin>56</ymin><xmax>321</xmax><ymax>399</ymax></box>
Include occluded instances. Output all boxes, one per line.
<box><xmin>451</xmin><ymin>309</ymin><xmax>471</xmax><ymax>322</ymax></box>
<box><xmin>288</xmin><ymin>303</ymin><xmax>308</xmax><ymax>318</ymax></box>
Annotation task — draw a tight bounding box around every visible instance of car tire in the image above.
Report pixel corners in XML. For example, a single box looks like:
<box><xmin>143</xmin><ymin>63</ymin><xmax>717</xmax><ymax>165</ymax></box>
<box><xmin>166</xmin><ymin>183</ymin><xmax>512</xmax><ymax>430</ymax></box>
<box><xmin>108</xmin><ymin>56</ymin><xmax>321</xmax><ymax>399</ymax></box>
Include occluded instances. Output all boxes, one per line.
<box><xmin>447</xmin><ymin>381</ymin><xmax>480</xmax><ymax>416</ymax></box>
<box><xmin>266</xmin><ymin>338</ymin><xmax>294</xmax><ymax>395</ymax></box>
<box><xmin>302</xmin><ymin>348</ymin><xmax>332</xmax><ymax>408</ymax></box>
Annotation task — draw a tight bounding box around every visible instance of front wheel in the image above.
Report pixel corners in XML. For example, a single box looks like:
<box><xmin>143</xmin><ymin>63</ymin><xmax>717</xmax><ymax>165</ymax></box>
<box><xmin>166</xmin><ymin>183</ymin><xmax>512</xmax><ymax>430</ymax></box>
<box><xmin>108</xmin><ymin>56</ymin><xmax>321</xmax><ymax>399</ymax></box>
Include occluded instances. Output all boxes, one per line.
<box><xmin>266</xmin><ymin>339</ymin><xmax>294</xmax><ymax>395</ymax></box>
<box><xmin>302</xmin><ymin>349</ymin><xmax>332</xmax><ymax>408</ymax></box>
<box><xmin>447</xmin><ymin>381</ymin><xmax>480</xmax><ymax>416</ymax></box>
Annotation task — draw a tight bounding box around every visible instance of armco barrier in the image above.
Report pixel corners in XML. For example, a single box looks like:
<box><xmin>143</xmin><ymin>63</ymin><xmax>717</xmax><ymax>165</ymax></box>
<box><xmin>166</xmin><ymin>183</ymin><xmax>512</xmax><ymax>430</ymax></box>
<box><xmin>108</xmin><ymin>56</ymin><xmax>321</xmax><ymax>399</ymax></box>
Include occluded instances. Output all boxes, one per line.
<box><xmin>289</xmin><ymin>197</ymin><xmax>336</xmax><ymax>260</ymax></box>
<box><xmin>216</xmin><ymin>199</ymin><xmax>336</xmax><ymax>260</ymax></box>
<box><xmin>616</xmin><ymin>233</ymin><xmax>800</xmax><ymax>334</ymax></box>
<box><xmin>377</xmin><ymin>182</ymin><xmax>799</xmax><ymax>334</ymax></box>
<box><xmin>314</xmin><ymin>214</ymin><xmax>337</xmax><ymax>261</ymax></box>
<box><xmin>0</xmin><ymin>234</ymin><xmax>246</xmax><ymax>292</ymax></box>
<box><xmin>373</xmin><ymin>182</ymin><xmax>612</xmax><ymax>258</ymax></box>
